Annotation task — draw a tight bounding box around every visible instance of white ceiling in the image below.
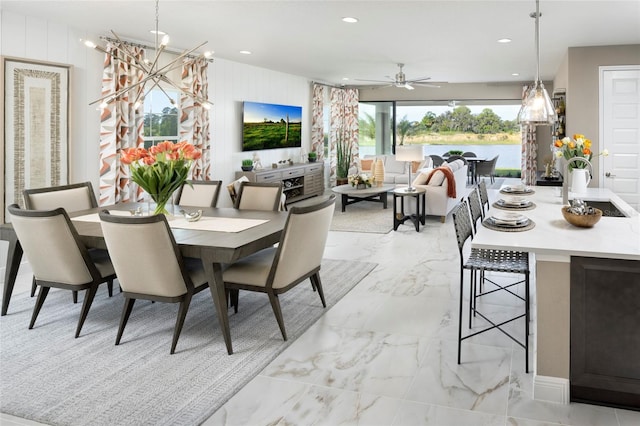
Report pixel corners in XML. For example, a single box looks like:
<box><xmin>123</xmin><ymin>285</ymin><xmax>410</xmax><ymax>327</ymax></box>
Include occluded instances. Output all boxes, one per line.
<box><xmin>3</xmin><ymin>0</ymin><xmax>639</xmax><ymax>87</ymax></box>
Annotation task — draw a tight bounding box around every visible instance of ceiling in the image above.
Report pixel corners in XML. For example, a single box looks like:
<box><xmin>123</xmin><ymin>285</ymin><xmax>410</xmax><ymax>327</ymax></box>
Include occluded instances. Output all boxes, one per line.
<box><xmin>3</xmin><ymin>1</ymin><xmax>639</xmax><ymax>87</ymax></box>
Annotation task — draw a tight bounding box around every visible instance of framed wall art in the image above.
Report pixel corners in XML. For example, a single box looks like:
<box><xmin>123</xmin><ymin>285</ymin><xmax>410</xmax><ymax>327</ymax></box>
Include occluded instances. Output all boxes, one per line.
<box><xmin>1</xmin><ymin>57</ymin><xmax>71</xmax><ymax>222</ymax></box>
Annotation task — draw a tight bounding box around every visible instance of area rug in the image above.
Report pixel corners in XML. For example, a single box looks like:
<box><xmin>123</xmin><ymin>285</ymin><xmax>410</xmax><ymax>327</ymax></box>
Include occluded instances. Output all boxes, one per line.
<box><xmin>330</xmin><ymin>195</ymin><xmax>393</xmax><ymax>234</ymax></box>
<box><xmin>0</xmin><ymin>259</ymin><xmax>376</xmax><ymax>426</ymax></box>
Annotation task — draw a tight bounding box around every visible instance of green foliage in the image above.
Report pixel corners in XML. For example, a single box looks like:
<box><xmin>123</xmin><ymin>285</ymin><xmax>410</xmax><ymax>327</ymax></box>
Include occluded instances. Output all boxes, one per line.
<box><xmin>336</xmin><ymin>136</ymin><xmax>352</xmax><ymax>179</ymax></box>
<box><xmin>495</xmin><ymin>168</ymin><xmax>522</xmax><ymax>178</ymax></box>
<box><xmin>359</xmin><ymin>112</ymin><xmax>376</xmax><ymax>141</ymax></box>
<box><xmin>242</xmin><ymin>122</ymin><xmax>302</xmax><ymax>150</ymax></box>
<box><xmin>447</xmin><ymin>150</ymin><xmax>464</xmax><ymax>156</ymax></box>
<box><xmin>397</xmin><ymin>115</ymin><xmax>419</xmax><ymax>144</ymax></box>
<box><xmin>420</xmin><ymin>106</ymin><xmax>518</xmax><ymax>135</ymax></box>
<box><xmin>144</xmin><ymin>107</ymin><xmax>178</xmax><ymax>137</ymax></box>
<box><xmin>242</xmin><ymin>159</ymin><xmax>253</xmax><ymax>166</ymax></box>
<box><xmin>308</xmin><ymin>151</ymin><xmax>317</xmax><ymax>159</ymax></box>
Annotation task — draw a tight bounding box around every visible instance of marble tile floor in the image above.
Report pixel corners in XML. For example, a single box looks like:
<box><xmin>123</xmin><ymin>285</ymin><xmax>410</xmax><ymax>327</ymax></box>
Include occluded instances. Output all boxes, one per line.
<box><xmin>2</xmin><ymin>181</ymin><xmax>639</xmax><ymax>426</ymax></box>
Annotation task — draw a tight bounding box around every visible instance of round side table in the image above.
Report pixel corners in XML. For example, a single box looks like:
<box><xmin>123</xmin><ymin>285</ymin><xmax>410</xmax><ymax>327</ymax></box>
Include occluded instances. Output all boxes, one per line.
<box><xmin>392</xmin><ymin>187</ymin><xmax>426</xmax><ymax>232</ymax></box>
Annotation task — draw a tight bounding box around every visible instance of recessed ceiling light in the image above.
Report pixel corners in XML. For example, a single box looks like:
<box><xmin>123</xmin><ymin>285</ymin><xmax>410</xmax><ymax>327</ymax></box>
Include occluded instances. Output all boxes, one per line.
<box><xmin>342</xmin><ymin>77</ymin><xmax>349</xmax><ymax>81</ymax></box>
<box><xmin>204</xmin><ymin>51</ymin><xmax>214</xmax><ymax>58</ymax></box>
<box><xmin>239</xmin><ymin>50</ymin><xmax>252</xmax><ymax>55</ymax></box>
<box><xmin>150</xmin><ymin>30</ymin><xmax>167</xmax><ymax>35</ymax></box>
<box><xmin>512</xmin><ymin>73</ymin><xmax>520</xmax><ymax>76</ymax></box>
<box><xmin>342</xmin><ymin>17</ymin><xmax>358</xmax><ymax>23</ymax></box>
<box><xmin>497</xmin><ymin>38</ymin><xmax>512</xmax><ymax>43</ymax></box>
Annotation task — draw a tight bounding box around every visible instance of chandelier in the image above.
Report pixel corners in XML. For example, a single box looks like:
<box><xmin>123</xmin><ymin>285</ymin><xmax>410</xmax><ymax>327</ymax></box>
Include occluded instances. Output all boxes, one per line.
<box><xmin>84</xmin><ymin>0</ymin><xmax>213</xmax><ymax>110</ymax></box>
<box><xmin>517</xmin><ymin>0</ymin><xmax>557</xmax><ymax>125</ymax></box>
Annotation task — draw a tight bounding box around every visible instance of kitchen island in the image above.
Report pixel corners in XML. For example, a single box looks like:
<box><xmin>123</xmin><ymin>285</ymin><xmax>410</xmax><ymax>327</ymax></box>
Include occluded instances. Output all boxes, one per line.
<box><xmin>472</xmin><ymin>186</ymin><xmax>640</xmax><ymax>409</ymax></box>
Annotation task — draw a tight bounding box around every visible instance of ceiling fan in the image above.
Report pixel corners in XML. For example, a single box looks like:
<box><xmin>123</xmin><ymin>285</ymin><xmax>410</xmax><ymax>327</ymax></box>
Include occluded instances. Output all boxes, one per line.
<box><xmin>355</xmin><ymin>63</ymin><xmax>441</xmax><ymax>90</ymax></box>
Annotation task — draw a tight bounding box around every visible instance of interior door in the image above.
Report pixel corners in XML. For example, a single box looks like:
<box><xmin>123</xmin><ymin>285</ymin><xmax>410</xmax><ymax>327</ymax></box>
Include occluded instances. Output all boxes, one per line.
<box><xmin>600</xmin><ymin>67</ymin><xmax>640</xmax><ymax>211</ymax></box>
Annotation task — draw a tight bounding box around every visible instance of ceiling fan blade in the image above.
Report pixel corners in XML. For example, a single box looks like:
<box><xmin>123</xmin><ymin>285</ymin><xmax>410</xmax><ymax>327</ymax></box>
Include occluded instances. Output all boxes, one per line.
<box><xmin>404</xmin><ymin>83</ymin><xmax>415</xmax><ymax>90</ymax></box>
<box><xmin>354</xmin><ymin>78</ymin><xmax>394</xmax><ymax>83</ymax></box>
<box><xmin>407</xmin><ymin>77</ymin><xmax>432</xmax><ymax>83</ymax></box>
<box><xmin>412</xmin><ymin>82</ymin><xmax>441</xmax><ymax>88</ymax></box>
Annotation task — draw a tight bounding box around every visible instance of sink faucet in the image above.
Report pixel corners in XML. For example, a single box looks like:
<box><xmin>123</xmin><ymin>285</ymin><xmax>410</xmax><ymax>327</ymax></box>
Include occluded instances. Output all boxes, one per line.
<box><xmin>562</xmin><ymin>157</ymin><xmax>593</xmax><ymax>205</ymax></box>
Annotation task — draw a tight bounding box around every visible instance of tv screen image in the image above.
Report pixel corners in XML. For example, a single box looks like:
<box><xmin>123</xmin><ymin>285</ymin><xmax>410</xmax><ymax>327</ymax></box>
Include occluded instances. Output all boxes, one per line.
<box><xmin>242</xmin><ymin>101</ymin><xmax>302</xmax><ymax>151</ymax></box>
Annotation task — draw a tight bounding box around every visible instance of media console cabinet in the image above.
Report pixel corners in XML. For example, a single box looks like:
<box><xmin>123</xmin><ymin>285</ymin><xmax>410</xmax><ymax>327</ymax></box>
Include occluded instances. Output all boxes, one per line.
<box><xmin>235</xmin><ymin>162</ymin><xmax>324</xmax><ymax>205</ymax></box>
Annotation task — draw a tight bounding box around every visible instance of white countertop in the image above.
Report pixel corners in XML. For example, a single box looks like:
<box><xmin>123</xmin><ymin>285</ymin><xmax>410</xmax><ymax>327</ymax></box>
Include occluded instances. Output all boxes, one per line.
<box><xmin>472</xmin><ymin>186</ymin><xmax>640</xmax><ymax>261</ymax></box>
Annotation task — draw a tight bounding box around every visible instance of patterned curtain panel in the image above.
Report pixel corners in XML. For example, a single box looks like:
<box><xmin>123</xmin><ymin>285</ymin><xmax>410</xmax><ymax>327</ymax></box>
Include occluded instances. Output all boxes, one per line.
<box><xmin>520</xmin><ymin>84</ymin><xmax>537</xmax><ymax>186</ymax></box>
<box><xmin>311</xmin><ymin>83</ymin><xmax>325</xmax><ymax>159</ymax></box>
<box><xmin>329</xmin><ymin>87</ymin><xmax>359</xmax><ymax>184</ymax></box>
<box><xmin>180</xmin><ymin>57</ymin><xmax>211</xmax><ymax>180</ymax></box>
<box><xmin>99</xmin><ymin>43</ymin><xmax>145</xmax><ymax>206</ymax></box>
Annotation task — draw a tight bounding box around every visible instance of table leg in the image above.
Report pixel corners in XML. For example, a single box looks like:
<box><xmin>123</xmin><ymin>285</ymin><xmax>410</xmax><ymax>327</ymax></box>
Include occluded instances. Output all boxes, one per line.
<box><xmin>201</xmin><ymin>256</ymin><xmax>233</xmax><ymax>354</ymax></box>
<box><xmin>413</xmin><ymin>194</ymin><xmax>420</xmax><ymax>232</ymax></box>
<box><xmin>420</xmin><ymin>193</ymin><xmax>426</xmax><ymax>225</ymax></box>
<box><xmin>382</xmin><ymin>192</ymin><xmax>388</xmax><ymax>209</ymax></box>
<box><xmin>341</xmin><ymin>194</ymin><xmax>347</xmax><ymax>212</ymax></box>
<box><xmin>2</xmin><ymin>234</ymin><xmax>23</xmax><ymax>316</ymax></box>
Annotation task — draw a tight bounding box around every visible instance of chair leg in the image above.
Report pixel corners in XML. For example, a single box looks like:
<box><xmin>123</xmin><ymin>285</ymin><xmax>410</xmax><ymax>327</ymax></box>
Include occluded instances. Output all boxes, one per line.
<box><xmin>310</xmin><ymin>273</ymin><xmax>326</xmax><ymax>307</ymax></box>
<box><xmin>469</xmin><ymin>268</ymin><xmax>475</xmax><ymax>329</ymax></box>
<box><xmin>171</xmin><ymin>293</ymin><xmax>192</xmax><ymax>354</ymax></box>
<box><xmin>29</xmin><ymin>285</ymin><xmax>50</xmax><ymax>329</ymax></box>
<box><xmin>457</xmin><ymin>270</ymin><xmax>465</xmax><ymax>365</ymax></box>
<box><xmin>30</xmin><ymin>276</ymin><xmax>37</xmax><ymax>297</ymax></box>
<box><xmin>267</xmin><ymin>292</ymin><xmax>287</xmax><ymax>341</ymax></box>
<box><xmin>525</xmin><ymin>272</ymin><xmax>530</xmax><ymax>374</ymax></box>
<box><xmin>75</xmin><ymin>285</ymin><xmax>99</xmax><ymax>338</ymax></box>
<box><xmin>116</xmin><ymin>298</ymin><xmax>136</xmax><ymax>346</ymax></box>
<box><xmin>72</xmin><ymin>290</ymin><xmax>78</xmax><ymax>304</ymax></box>
<box><xmin>107</xmin><ymin>280</ymin><xmax>114</xmax><ymax>297</ymax></box>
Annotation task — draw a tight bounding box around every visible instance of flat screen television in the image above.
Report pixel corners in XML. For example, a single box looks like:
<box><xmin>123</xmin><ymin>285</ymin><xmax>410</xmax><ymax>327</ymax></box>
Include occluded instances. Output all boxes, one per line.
<box><xmin>242</xmin><ymin>101</ymin><xmax>302</xmax><ymax>151</ymax></box>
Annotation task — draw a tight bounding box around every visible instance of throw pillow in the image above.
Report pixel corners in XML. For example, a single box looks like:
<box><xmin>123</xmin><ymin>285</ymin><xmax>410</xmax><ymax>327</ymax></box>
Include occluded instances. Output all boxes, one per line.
<box><xmin>411</xmin><ymin>160</ymin><xmax>423</xmax><ymax>173</ymax></box>
<box><xmin>412</xmin><ymin>168</ymin><xmax>433</xmax><ymax>186</ymax></box>
<box><xmin>360</xmin><ymin>158</ymin><xmax>374</xmax><ymax>172</ymax></box>
<box><xmin>427</xmin><ymin>170</ymin><xmax>446</xmax><ymax>186</ymax></box>
<box><xmin>447</xmin><ymin>160</ymin><xmax>460</xmax><ymax>172</ymax></box>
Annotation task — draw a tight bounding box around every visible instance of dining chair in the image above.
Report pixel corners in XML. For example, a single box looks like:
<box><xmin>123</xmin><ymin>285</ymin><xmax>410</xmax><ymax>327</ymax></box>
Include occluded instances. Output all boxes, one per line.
<box><xmin>476</xmin><ymin>155</ymin><xmax>499</xmax><ymax>184</ymax></box>
<box><xmin>7</xmin><ymin>204</ymin><xmax>116</xmax><ymax>338</ymax></box>
<box><xmin>451</xmin><ymin>201</ymin><xmax>531</xmax><ymax>372</ymax></box>
<box><xmin>176</xmin><ymin>180</ymin><xmax>222</xmax><ymax>208</ymax></box>
<box><xmin>478</xmin><ymin>180</ymin><xmax>490</xmax><ymax>216</ymax></box>
<box><xmin>23</xmin><ymin>182</ymin><xmax>113</xmax><ymax>302</ymax></box>
<box><xmin>462</xmin><ymin>152</ymin><xmax>477</xmax><ymax>158</ymax></box>
<box><xmin>99</xmin><ymin>211</ymin><xmax>210</xmax><ymax>354</ymax></box>
<box><xmin>234</xmin><ymin>181</ymin><xmax>284</xmax><ymax>211</ymax></box>
<box><xmin>223</xmin><ymin>194</ymin><xmax>336</xmax><ymax>341</ymax></box>
<box><xmin>429</xmin><ymin>155</ymin><xmax>444</xmax><ymax>167</ymax></box>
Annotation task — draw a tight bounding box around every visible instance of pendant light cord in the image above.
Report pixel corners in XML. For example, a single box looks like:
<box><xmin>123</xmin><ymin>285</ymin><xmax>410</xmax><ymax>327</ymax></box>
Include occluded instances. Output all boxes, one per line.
<box><xmin>535</xmin><ymin>0</ymin><xmax>540</xmax><ymax>83</ymax></box>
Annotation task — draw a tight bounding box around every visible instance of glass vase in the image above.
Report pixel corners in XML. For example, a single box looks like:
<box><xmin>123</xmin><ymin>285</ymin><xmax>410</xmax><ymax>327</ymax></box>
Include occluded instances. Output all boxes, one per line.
<box><xmin>147</xmin><ymin>191</ymin><xmax>177</xmax><ymax>216</ymax></box>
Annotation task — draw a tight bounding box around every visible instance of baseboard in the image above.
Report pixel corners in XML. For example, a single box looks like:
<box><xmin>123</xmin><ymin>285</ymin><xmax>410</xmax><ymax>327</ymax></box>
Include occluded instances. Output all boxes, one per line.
<box><xmin>534</xmin><ymin>375</ymin><xmax>570</xmax><ymax>404</ymax></box>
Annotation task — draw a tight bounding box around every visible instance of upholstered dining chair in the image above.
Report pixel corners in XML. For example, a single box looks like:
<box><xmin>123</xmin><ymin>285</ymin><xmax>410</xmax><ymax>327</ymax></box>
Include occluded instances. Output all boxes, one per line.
<box><xmin>7</xmin><ymin>204</ymin><xmax>116</xmax><ymax>338</ymax></box>
<box><xmin>176</xmin><ymin>180</ymin><xmax>222</xmax><ymax>208</ymax></box>
<box><xmin>234</xmin><ymin>181</ymin><xmax>284</xmax><ymax>212</ymax></box>
<box><xmin>223</xmin><ymin>194</ymin><xmax>336</xmax><ymax>341</ymax></box>
<box><xmin>99</xmin><ymin>211</ymin><xmax>209</xmax><ymax>354</ymax></box>
<box><xmin>23</xmin><ymin>182</ymin><xmax>112</xmax><ymax>302</ymax></box>
<box><xmin>451</xmin><ymin>201</ymin><xmax>531</xmax><ymax>372</ymax></box>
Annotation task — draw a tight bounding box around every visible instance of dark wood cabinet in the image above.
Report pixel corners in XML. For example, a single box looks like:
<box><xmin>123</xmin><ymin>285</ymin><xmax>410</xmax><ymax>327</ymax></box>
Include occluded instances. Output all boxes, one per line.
<box><xmin>570</xmin><ymin>256</ymin><xmax>640</xmax><ymax>410</ymax></box>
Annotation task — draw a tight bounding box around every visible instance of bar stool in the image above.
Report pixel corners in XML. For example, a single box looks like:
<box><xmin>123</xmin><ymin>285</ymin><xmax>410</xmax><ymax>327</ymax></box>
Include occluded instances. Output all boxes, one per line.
<box><xmin>452</xmin><ymin>201</ymin><xmax>531</xmax><ymax>373</ymax></box>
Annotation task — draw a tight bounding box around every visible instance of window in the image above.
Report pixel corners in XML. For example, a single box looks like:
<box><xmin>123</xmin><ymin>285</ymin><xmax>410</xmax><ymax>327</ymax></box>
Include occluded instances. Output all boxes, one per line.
<box><xmin>359</xmin><ymin>100</ymin><xmax>522</xmax><ymax>173</ymax></box>
<box><xmin>143</xmin><ymin>89</ymin><xmax>180</xmax><ymax>149</ymax></box>
<box><xmin>358</xmin><ymin>101</ymin><xmax>394</xmax><ymax>156</ymax></box>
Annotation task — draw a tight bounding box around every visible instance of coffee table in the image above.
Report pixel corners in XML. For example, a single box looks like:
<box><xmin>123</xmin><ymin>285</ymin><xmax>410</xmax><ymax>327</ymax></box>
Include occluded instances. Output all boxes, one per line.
<box><xmin>331</xmin><ymin>184</ymin><xmax>394</xmax><ymax>212</ymax></box>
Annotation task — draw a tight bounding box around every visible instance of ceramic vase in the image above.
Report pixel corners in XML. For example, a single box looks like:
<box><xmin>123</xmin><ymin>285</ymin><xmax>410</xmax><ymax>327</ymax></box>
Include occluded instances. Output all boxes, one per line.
<box><xmin>374</xmin><ymin>158</ymin><xmax>385</xmax><ymax>187</ymax></box>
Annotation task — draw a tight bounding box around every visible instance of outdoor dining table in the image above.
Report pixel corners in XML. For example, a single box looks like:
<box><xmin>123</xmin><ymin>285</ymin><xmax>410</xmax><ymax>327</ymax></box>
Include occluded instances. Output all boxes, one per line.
<box><xmin>464</xmin><ymin>156</ymin><xmax>488</xmax><ymax>184</ymax></box>
<box><xmin>1</xmin><ymin>204</ymin><xmax>288</xmax><ymax>355</ymax></box>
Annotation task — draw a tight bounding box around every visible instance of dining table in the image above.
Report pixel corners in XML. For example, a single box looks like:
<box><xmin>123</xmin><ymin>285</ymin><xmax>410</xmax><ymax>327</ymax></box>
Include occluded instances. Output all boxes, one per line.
<box><xmin>463</xmin><ymin>156</ymin><xmax>488</xmax><ymax>184</ymax></box>
<box><xmin>1</xmin><ymin>204</ymin><xmax>288</xmax><ymax>355</ymax></box>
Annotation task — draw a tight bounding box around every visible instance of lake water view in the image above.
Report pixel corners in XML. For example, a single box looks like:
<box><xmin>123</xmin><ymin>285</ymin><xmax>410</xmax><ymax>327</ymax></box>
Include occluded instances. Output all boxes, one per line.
<box><xmin>359</xmin><ymin>144</ymin><xmax>522</xmax><ymax>169</ymax></box>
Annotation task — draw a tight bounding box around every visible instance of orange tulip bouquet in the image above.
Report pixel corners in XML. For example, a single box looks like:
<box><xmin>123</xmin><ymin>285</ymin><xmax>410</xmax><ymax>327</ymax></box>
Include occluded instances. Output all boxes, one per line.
<box><xmin>121</xmin><ymin>141</ymin><xmax>201</xmax><ymax>215</ymax></box>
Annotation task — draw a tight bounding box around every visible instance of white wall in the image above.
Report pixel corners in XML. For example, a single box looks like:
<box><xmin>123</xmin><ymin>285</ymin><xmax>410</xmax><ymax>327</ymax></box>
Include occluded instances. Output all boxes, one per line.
<box><xmin>0</xmin><ymin>9</ymin><xmax>313</xmax><ymax>210</ymax></box>
<box><xmin>0</xmin><ymin>9</ymin><xmax>312</xmax><ymax>270</ymax></box>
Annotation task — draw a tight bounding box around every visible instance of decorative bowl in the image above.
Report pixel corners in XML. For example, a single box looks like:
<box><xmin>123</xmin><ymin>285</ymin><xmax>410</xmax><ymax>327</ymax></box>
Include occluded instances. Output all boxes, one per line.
<box><xmin>561</xmin><ymin>206</ymin><xmax>602</xmax><ymax>228</ymax></box>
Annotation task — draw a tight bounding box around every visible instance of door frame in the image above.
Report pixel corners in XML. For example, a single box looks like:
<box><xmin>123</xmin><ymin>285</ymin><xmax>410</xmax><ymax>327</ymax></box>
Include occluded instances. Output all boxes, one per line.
<box><xmin>598</xmin><ymin>64</ymin><xmax>640</xmax><ymax>189</ymax></box>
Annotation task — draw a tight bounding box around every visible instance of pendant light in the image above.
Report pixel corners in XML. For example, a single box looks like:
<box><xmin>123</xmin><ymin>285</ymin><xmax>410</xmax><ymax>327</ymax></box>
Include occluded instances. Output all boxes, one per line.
<box><xmin>517</xmin><ymin>0</ymin><xmax>557</xmax><ymax>125</ymax></box>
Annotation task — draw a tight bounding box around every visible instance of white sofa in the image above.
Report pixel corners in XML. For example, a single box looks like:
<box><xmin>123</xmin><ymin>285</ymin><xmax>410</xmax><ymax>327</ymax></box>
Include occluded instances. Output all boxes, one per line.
<box><xmin>406</xmin><ymin>158</ymin><xmax>469</xmax><ymax>223</ymax></box>
<box><xmin>360</xmin><ymin>154</ymin><xmax>432</xmax><ymax>185</ymax></box>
